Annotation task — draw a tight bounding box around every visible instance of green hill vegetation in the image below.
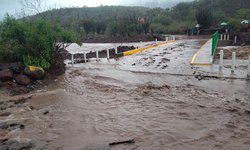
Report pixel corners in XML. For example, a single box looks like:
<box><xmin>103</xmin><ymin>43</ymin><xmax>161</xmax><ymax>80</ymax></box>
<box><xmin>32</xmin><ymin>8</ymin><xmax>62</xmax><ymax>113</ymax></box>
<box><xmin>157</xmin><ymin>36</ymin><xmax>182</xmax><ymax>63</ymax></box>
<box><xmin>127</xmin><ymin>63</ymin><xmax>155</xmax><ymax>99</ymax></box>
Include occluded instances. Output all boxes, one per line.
<box><xmin>31</xmin><ymin>0</ymin><xmax>250</xmax><ymax>35</ymax></box>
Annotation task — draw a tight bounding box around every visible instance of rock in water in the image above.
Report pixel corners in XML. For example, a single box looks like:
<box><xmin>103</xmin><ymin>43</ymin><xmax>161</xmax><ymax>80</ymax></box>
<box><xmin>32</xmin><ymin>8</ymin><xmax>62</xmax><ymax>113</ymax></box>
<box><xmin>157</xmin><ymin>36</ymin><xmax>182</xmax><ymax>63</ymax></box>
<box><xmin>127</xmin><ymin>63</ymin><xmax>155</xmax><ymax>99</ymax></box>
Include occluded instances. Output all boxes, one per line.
<box><xmin>0</xmin><ymin>69</ymin><xmax>13</xmax><ymax>81</ymax></box>
<box><xmin>15</xmin><ymin>75</ymin><xmax>31</xmax><ymax>85</ymax></box>
<box><xmin>24</xmin><ymin>66</ymin><xmax>45</xmax><ymax>80</ymax></box>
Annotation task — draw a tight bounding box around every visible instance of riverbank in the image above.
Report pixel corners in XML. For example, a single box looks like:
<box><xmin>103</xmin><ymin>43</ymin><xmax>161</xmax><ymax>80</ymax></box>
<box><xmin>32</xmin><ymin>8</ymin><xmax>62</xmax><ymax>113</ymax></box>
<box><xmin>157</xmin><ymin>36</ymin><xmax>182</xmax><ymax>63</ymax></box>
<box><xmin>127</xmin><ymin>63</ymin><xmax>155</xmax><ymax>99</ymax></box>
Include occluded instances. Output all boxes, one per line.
<box><xmin>82</xmin><ymin>34</ymin><xmax>158</xmax><ymax>43</ymax></box>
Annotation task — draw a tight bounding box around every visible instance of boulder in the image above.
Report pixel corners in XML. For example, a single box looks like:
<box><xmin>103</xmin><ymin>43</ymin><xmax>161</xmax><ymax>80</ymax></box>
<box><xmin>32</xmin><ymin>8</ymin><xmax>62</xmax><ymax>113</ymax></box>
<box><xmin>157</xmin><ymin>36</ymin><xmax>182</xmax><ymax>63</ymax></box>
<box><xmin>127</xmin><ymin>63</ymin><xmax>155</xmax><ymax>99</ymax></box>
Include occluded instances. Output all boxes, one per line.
<box><xmin>0</xmin><ymin>69</ymin><xmax>13</xmax><ymax>81</ymax></box>
<box><xmin>24</xmin><ymin>66</ymin><xmax>45</xmax><ymax>80</ymax></box>
<box><xmin>15</xmin><ymin>75</ymin><xmax>31</xmax><ymax>86</ymax></box>
<box><xmin>0</xmin><ymin>63</ymin><xmax>25</xmax><ymax>74</ymax></box>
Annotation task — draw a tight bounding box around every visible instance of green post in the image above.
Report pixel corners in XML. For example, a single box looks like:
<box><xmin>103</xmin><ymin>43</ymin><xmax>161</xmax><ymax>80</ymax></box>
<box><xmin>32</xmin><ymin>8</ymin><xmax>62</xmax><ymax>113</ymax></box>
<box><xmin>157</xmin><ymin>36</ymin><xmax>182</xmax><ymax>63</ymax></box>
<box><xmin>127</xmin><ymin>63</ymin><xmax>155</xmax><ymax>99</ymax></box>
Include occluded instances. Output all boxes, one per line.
<box><xmin>211</xmin><ymin>31</ymin><xmax>219</xmax><ymax>57</ymax></box>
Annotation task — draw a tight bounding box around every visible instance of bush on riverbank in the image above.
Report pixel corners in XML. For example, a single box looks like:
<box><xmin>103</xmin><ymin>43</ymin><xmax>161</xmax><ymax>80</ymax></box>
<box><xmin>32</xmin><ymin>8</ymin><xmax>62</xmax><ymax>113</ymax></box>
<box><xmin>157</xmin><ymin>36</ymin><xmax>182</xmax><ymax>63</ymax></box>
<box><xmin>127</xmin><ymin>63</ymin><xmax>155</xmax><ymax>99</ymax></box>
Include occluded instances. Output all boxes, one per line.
<box><xmin>0</xmin><ymin>15</ymin><xmax>80</xmax><ymax>69</ymax></box>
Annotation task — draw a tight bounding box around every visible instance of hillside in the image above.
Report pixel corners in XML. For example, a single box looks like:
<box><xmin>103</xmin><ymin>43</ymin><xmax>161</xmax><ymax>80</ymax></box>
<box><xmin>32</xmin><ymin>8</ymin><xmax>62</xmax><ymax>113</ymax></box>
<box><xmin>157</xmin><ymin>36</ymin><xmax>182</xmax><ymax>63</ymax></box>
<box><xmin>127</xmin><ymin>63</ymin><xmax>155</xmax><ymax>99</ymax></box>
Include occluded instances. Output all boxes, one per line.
<box><xmin>27</xmin><ymin>0</ymin><xmax>250</xmax><ymax>39</ymax></box>
<box><xmin>42</xmin><ymin>6</ymin><xmax>150</xmax><ymax>25</ymax></box>
<box><xmin>195</xmin><ymin>0</ymin><xmax>250</xmax><ymax>15</ymax></box>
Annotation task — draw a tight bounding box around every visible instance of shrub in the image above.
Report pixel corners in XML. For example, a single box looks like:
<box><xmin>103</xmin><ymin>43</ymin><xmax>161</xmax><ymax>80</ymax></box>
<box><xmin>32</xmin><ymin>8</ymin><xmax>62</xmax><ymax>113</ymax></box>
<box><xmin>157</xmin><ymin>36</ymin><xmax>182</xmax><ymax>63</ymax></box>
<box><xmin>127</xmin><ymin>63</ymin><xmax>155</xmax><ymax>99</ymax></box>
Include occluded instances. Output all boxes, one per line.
<box><xmin>228</xmin><ymin>18</ymin><xmax>241</xmax><ymax>32</ymax></box>
<box><xmin>165</xmin><ymin>21</ymin><xmax>194</xmax><ymax>34</ymax></box>
<box><xmin>0</xmin><ymin>15</ymin><xmax>80</xmax><ymax>69</ymax></box>
<box><xmin>0</xmin><ymin>15</ymin><xmax>27</xmax><ymax>62</ymax></box>
<box><xmin>150</xmin><ymin>23</ymin><xmax>166</xmax><ymax>34</ymax></box>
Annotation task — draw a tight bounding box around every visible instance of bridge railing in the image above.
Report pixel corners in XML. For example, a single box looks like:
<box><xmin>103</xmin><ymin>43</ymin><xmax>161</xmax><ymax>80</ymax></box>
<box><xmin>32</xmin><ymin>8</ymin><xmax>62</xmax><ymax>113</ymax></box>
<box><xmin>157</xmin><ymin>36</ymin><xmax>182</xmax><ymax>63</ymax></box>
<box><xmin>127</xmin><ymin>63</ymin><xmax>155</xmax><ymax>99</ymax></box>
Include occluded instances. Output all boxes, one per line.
<box><xmin>211</xmin><ymin>31</ymin><xmax>219</xmax><ymax>57</ymax></box>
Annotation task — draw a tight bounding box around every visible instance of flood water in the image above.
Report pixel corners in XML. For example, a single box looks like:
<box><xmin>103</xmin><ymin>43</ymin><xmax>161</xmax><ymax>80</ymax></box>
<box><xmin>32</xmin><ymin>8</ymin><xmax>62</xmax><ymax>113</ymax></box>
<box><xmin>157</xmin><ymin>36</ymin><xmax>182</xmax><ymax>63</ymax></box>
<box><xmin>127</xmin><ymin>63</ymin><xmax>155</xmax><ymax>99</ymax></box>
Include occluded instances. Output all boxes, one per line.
<box><xmin>1</xmin><ymin>40</ymin><xmax>250</xmax><ymax>150</ymax></box>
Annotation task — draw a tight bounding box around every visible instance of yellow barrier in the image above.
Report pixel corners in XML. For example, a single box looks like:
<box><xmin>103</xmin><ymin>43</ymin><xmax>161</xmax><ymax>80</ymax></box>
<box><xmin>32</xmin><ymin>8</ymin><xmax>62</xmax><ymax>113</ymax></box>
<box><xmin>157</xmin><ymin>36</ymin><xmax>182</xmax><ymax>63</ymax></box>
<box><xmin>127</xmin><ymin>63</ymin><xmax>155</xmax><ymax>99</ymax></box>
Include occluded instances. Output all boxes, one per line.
<box><xmin>28</xmin><ymin>66</ymin><xmax>45</xmax><ymax>73</ymax></box>
<box><xmin>123</xmin><ymin>40</ymin><xmax>176</xmax><ymax>56</ymax></box>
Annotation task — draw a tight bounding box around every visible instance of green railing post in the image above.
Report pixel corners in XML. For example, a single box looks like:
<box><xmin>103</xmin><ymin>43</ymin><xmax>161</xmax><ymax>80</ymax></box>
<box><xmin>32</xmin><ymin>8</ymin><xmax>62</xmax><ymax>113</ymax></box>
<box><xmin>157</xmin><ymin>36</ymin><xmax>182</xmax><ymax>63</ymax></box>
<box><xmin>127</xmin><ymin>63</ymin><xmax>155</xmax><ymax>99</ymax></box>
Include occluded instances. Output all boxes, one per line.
<box><xmin>211</xmin><ymin>31</ymin><xmax>219</xmax><ymax>57</ymax></box>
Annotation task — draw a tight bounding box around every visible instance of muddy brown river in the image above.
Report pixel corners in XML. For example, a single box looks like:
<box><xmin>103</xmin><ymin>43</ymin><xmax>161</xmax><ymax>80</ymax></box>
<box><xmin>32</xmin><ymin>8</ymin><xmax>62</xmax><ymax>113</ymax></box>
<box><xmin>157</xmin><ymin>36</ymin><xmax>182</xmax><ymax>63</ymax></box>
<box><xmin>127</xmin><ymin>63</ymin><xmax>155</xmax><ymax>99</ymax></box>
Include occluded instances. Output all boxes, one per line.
<box><xmin>1</xmin><ymin>40</ymin><xmax>250</xmax><ymax>150</ymax></box>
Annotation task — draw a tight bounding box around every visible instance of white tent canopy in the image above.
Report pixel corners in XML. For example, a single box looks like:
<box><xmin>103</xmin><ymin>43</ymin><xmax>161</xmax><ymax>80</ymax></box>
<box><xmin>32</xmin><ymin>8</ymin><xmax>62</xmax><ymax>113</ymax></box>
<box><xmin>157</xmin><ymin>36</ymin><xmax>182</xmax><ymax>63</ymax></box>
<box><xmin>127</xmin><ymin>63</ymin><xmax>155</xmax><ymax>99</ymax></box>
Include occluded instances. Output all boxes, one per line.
<box><xmin>241</xmin><ymin>20</ymin><xmax>249</xmax><ymax>24</ymax></box>
<box><xmin>220</xmin><ymin>22</ymin><xmax>228</xmax><ymax>26</ymax></box>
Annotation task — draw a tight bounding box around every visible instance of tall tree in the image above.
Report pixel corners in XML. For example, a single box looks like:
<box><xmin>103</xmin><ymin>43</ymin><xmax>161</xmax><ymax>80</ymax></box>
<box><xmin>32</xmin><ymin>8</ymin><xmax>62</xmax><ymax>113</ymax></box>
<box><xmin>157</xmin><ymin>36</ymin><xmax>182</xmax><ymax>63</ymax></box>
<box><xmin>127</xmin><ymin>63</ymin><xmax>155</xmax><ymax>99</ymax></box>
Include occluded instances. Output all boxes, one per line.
<box><xmin>196</xmin><ymin>8</ymin><xmax>214</xmax><ymax>29</ymax></box>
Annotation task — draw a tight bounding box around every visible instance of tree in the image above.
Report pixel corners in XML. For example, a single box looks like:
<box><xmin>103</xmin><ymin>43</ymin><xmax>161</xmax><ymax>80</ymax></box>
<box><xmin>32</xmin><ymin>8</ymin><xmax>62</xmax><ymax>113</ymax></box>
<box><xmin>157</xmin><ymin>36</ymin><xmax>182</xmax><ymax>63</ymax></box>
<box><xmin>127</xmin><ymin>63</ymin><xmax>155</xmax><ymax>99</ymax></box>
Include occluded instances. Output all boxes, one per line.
<box><xmin>235</xmin><ymin>8</ymin><xmax>250</xmax><ymax>20</ymax></box>
<box><xmin>196</xmin><ymin>8</ymin><xmax>214</xmax><ymax>29</ymax></box>
<box><xmin>153</xmin><ymin>15</ymin><xmax>173</xmax><ymax>26</ymax></box>
<box><xmin>19</xmin><ymin>0</ymin><xmax>47</xmax><ymax>19</ymax></box>
<box><xmin>150</xmin><ymin>23</ymin><xmax>166</xmax><ymax>34</ymax></box>
<box><xmin>228</xmin><ymin>18</ymin><xmax>241</xmax><ymax>32</ymax></box>
<box><xmin>213</xmin><ymin>10</ymin><xmax>227</xmax><ymax>25</ymax></box>
<box><xmin>172</xmin><ymin>2</ymin><xmax>192</xmax><ymax>21</ymax></box>
<box><xmin>106</xmin><ymin>21</ymin><xmax>120</xmax><ymax>37</ymax></box>
<box><xmin>81</xmin><ymin>19</ymin><xmax>95</xmax><ymax>34</ymax></box>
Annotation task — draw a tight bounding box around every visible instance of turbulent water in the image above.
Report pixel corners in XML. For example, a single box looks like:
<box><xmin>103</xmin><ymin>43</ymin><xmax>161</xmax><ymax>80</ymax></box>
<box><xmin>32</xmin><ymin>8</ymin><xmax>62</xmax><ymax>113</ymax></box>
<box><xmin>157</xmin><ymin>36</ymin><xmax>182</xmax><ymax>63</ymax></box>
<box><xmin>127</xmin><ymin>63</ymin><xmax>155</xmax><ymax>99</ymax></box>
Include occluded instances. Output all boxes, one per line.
<box><xmin>1</xmin><ymin>40</ymin><xmax>250</xmax><ymax>150</ymax></box>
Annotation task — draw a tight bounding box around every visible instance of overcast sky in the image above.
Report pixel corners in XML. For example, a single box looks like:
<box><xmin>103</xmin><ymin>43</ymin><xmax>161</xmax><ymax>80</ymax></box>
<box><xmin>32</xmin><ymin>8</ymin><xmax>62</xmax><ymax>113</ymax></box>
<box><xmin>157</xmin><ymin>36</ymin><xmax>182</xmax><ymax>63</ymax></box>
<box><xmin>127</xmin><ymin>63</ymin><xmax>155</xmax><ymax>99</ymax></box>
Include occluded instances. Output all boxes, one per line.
<box><xmin>2</xmin><ymin>0</ymin><xmax>116</xmax><ymax>20</ymax></box>
<box><xmin>0</xmin><ymin>0</ymin><xmax>192</xmax><ymax>20</ymax></box>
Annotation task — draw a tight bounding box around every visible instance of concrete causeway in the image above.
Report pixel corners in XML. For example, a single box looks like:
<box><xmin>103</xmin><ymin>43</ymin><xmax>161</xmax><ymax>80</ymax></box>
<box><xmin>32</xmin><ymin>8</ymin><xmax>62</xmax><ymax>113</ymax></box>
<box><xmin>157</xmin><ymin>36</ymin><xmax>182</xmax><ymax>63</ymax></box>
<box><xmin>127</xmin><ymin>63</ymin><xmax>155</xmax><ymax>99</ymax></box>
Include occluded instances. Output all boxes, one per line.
<box><xmin>191</xmin><ymin>39</ymin><xmax>213</xmax><ymax>65</ymax></box>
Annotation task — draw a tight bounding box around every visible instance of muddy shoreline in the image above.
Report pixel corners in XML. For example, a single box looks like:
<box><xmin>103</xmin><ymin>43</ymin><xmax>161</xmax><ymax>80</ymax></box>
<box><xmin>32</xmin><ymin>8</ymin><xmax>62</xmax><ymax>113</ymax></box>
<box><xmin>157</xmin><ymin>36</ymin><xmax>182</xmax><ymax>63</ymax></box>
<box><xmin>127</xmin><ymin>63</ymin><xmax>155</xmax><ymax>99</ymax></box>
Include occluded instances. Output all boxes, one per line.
<box><xmin>215</xmin><ymin>46</ymin><xmax>250</xmax><ymax>60</ymax></box>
